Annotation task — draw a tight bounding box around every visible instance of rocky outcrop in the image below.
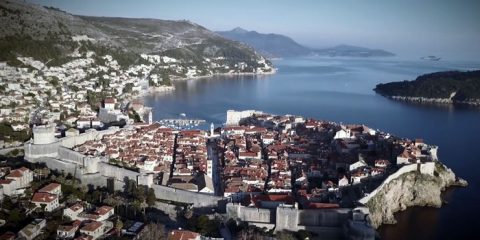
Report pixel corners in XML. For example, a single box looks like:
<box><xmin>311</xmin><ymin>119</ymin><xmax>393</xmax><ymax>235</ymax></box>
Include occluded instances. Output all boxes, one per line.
<box><xmin>364</xmin><ymin>162</ymin><xmax>465</xmax><ymax>228</ymax></box>
<box><xmin>390</xmin><ymin>96</ymin><xmax>480</xmax><ymax>106</ymax></box>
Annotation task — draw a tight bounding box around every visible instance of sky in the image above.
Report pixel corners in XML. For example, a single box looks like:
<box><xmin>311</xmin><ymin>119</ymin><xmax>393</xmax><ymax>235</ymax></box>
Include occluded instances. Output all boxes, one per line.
<box><xmin>27</xmin><ymin>0</ymin><xmax>480</xmax><ymax>60</ymax></box>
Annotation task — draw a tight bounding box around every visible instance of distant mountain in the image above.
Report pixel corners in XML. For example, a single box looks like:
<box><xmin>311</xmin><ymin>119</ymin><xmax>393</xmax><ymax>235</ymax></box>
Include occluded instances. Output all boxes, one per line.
<box><xmin>217</xmin><ymin>28</ymin><xmax>395</xmax><ymax>58</ymax></box>
<box><xmin>0</xmin><ymin>1</ymin><xmax>272</xmax><ymax>72</ymax></box>
<box><xmin>374</xmin><ymin>70</ymin><xmax>480</xmax><ymax>104</ymax></box>
<box><xmin>216</xmin><ymin>27</ymin><xmax>311</xmax><ymax>57</ymax></box>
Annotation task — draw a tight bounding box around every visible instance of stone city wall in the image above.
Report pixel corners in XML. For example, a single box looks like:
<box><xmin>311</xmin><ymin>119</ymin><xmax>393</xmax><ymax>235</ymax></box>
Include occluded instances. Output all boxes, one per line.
<box><xmin>226</xmin><ymin>203</ymin><xmax>272</xmax><ymax>223</ymax></box>
<box><xmin>359</xmin><ymin>162</ymin><xmax>435</xmax><ymax>205</ymax></box>
<box><xmin>152</xmin><ymin>184</ymin><xmax>225</xmax><ymax>208</ymax></box>
<box><xmin>24</xmin><ymin>141</ymin><xmax>60</xmax><ymax>159</ymax></box>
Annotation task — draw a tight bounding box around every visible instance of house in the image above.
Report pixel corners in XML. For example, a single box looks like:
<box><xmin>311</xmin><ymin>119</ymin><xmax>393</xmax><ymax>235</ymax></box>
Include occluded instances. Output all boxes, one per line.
<box><xmin>18</xmin><ymin>219</ymin><xmax>46</xmax><ymax>240</ymax></box>
<box><xmin>31</xmin><ymin>192</ymin><xmax>59</xmax><ymax>212</ymax></box>
<box><xmin>334</xmin><ymin>129</ymin><xmax>352</xmax><ymax>139</ymax></box>
<box><xmin>104</xmin><ymin>98</ymin><xmax>116</xmax><ymax>111</ymax></box>
<box><xmin>168</xmin><ymin>230</ymin><xmax>201</xmax><ymax>240</ymax></box>
<box><xmin>91</xmin><ymin>118</ymin><xmax>102</xmax><ymax>128</ymax></box>
<box><xmin>38</xmin><ymin>182</ymin><xmax>62</xmax><ymax>195</ymax></box>
<box><xmin>0</xmin><ymin>231</ymin><xmax>15</xmax><ymax>240</ymax></box>
<box><xmin>77</xmin><ymin>118</ymin><xmax>91</xmax><ymax>129</ymax></box>
<box><xmin>5</xmin><ymin>167</ymin><xmax>33</xmax><ymax>189</ymax></box>
<box><xmin>338</xmin><ymin>175</ymin><xmax>349</xmax><ymax>187</ymax></box>
<box><xmin>80</xmin><ymin>221</ymin><xmax>104</xmax><ymax>239</ymax></box>
<box><xmin>94</xmin><ymin>206</ymin><xmax>114</xmax><ymax>221</ymax></box>
<box><xmin>0</xmin><ymin>179</ymin><xmax>16</xmax><ymax>196</ymax></box>
<box><xmin>349</xmin><ymin>160</ymin><xmax>367</xmax><ymax>171</ymax></box>
<box><xmin>64</xmin><ymin>202</ymin><xmax>84</xmax><ymax>220</ymax></box>
<box><xmin>375</xmin><ymin>160</ymin><xmax>390</xmax><ymax>168</ymax></box>
<box><xmin>57</xmin><ymin>220</ymin><xmax>82</xmax><ymax>239</ymax></box>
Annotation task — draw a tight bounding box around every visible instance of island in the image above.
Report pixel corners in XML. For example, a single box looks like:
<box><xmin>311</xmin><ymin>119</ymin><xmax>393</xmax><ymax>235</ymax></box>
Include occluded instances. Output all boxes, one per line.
<box><xmin>374</xmin><ymin>70</ymin><xmax>480</xmax><ymax>106</ymax></box>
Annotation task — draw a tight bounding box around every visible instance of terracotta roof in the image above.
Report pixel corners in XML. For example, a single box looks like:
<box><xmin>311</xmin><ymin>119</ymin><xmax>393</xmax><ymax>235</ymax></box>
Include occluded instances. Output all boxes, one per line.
<box><xmin>0</xmin><ymin>231</ymin><xmax>15</xmax><ymax>240</ymax></box>
<box><xmin>32</xmin><ymin>192</ymin><xmax>57</xmax><ymax>203</ymax></box>
<box><xmin>307</xmin><ymin>202</ymin><xmax>340</xmax><ymax>209</ymax></box>
<box><xmin>104</xmin><ymin>98</ymin><xmax>116</xmax><ymax>104</ymax></box>
<box><xmin>39</xmin><ymin>183</ymin><xmax>61</xmax><ymax>193</ymax></box>
<box><xmin>68</xmin><ymin>203</ymin><xmax>84</xmax><ymax>212</ymax></box>
<box><xmin>95</xmin><ymin>206</ymin><xmax>113</xmax><ymax>216</ymax></box>
<box><xmin>5</xmin><ymin>170</ymin><xmax>23</xmax><ymax>178</ymax></box>
<box><xmin>168</xmin><ymin>230</ymin><xmax>200</xmax><ymax>240</ymax></box>
<box><xmin>0</xmin><ymin>179</ymin><xmax>14</xmax><ymax>184</ymax></box>
<box><xmin>81</xmin><ymin>221</ymin><xmax>103</xmax><ymax>232</ymax></box>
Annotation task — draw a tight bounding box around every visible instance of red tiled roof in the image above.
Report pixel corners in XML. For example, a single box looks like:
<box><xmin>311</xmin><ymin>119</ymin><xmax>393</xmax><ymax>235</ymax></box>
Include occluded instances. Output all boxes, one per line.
<box><xmin>168</xmin><ymin>230</ymin><xmax>200</xmax><ymax>240</ymax></box>
<box><xmin>81</xmin><ymin>221</ymin><xmax>103</xmax><ymax>232</ymax></box>
<box><xmin>32</xmin><ymin>192</ymin><xmax>57</xmax><ymax>203</ymax></box>
<box><xmin>0</xmin><ymin>179</ymin><xmax>14</xmax><ymax>184</ymax></box>
<box><xmin>0</xmin><ymin>231</ymin><xmax>15</xmax><ymax>240</ymax></box>
<box><xmin>5</xmin><ymin>170</ymin><xmax>23</xmax><ymax>178</ymax></box>
<box><xmin>104</xmin><ymin>98</ymin><xmax>116</xmax><ymax>104</ymax></box>
<box><xmin>95</xmin><ymin>206</ymin><xmax>113</xmax><ymax>216</ymax></box>
<box><xmin>307</xmin><ymin>202</ymin><xmax>340</xmax><ymax>209</ymax></box>
<box><xmin>39</xmin><ymin>183</ymin><xmax>61</xmax><ymax>193</ymax></box>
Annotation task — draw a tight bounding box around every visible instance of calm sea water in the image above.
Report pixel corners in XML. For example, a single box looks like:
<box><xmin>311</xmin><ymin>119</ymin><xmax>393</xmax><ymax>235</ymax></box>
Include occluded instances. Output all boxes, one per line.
<box><xmin>144</xmin><ymin>56</ymin><xmax>480</xmax><ymax>240</ymax></box>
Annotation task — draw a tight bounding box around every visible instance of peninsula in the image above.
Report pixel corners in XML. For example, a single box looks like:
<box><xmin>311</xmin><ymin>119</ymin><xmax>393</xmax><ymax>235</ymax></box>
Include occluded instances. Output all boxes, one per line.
<box><xmin>0</xmin><ymin>109</ymin><xmax>465</xmax><ymax>239</ymax></box>
<box><xmin>374</xmin><ymin>70</ymin><xmax>480</xmax><ymax>106</ymax></box>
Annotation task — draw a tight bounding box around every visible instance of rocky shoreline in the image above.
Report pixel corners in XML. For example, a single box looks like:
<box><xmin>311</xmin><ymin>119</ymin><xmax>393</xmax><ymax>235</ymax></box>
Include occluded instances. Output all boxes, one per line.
<box><xmin>362</xmin><ymin>162</ymin><xmax>467</xmax><ymax>228</ymax></box>
<box><xmin>387</xmin><ymin>95</ymin><xmax>480</xmax><ymax>106</ymax></box>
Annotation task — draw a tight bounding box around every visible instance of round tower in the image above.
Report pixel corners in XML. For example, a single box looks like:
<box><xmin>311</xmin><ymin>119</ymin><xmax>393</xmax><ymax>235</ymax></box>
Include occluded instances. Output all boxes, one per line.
<box><xmin>32</xmin><ymin>124</ymin><xmax>56</xmax><ymax>145</ymax></box>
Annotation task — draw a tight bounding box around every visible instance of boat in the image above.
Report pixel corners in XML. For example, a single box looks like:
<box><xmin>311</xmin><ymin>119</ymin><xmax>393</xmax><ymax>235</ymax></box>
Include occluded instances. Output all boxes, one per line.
<box><xmin>421</xmin><ymin>55</ymin><xmax>441</xmax><ymax>61</ymax></box>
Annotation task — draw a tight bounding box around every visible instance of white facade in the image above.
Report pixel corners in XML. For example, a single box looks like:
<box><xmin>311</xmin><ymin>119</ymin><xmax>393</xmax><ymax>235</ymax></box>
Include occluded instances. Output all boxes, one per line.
<box><xmin>226</xmin><ymin>110</ymin><xmax>263</xmax><ymax>126</ymax></box>
<box><xmin>33</xmin><ymin>124</ymin><xmax>56</xmax><ymax>145</ymax></box>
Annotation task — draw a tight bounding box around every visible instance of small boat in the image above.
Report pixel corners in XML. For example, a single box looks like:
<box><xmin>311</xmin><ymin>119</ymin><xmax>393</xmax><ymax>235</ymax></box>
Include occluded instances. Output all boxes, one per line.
<box><xmin>180</xmin><ymin>113</ymin><xmax>187</xmax><ymax>117</ymax></box>
<box><xmin>421</xmin><ymin>56</ymin><xmax>441</xmax><ymax>61</ymax></box>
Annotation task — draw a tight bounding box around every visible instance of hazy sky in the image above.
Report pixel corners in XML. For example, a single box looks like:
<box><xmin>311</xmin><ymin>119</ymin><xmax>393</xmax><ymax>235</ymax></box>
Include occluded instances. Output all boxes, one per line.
<box><xmin>28</xmin><ymin>0</ymin><xmax>480</xmax><ymax>60</ymax></box>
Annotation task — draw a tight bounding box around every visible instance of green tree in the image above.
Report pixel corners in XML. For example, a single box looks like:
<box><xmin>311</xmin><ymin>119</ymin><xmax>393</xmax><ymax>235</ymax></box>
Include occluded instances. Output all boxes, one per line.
<box><xmin>146</xmin><ymin>188</ymin><xmax>156</xmax><ymax>207</ymax></box>
<box><xmin>8</xmin><ymin>209</ymin><xmax>23</xmax><ymax>224</ymax></box>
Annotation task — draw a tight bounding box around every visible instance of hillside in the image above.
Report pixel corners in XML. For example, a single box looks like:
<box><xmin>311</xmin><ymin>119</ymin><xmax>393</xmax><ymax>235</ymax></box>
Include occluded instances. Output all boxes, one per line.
<box><xmin>217</xmin><ymin>28</ymin><xmax>395</xmax><ymax>58</ymax></box>
<box><xmin>216</xmin><ymin>27</ymin><xmax>311</xmax><ymax>57</ymax></box>
<box><xmin>0</xmin><ymin>0</ymin><xmax>273</xmax><ymax>73</ymax></box>
<box><xmin>374</xmin><ymin>70</ymin><xmax>480</xmax><ymax>103</ymax></box>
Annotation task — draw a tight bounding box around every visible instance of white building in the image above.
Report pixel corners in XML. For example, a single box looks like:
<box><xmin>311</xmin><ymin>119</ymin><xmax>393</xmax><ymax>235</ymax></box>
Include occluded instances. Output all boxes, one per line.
<box><xmin>80</xmin><ymin>221</ymin><xmax>104</xmax><ymax>239</ymax></box>
<box><xmin>31</xmin><ymin>192</ymin><xmax>59</xmax><ymax>212</ymax></box>
<box><xmin>38</xmin><ymin>182</ymin><xmax>62</xmax><ymax>196</ymax></box>
<box><xmin>5</xmin><ymin>167</ymin><xmax>33</xmax><ymax>189</ymax></box>
<box><xmin>63</xmin><ymin>202</ymin><xmax>84</xmax><ymax>220</ymax></box>
<box><xmin>18</xmin><ymin>219</ymin><xmax>46</xmax><ymax>240</ymax></box>
<box><xmin>226</xmin><ymin>110</ymin><xmax>263</xmax><ymax>126</ymax></box>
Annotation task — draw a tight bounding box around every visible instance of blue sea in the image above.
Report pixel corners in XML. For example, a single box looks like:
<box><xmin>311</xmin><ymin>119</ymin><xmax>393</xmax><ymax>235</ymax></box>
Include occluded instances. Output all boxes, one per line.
<box><xmin>144</xmin><ymin>56</ymin><xmax>480</xmax><ymax>240</ymax></box>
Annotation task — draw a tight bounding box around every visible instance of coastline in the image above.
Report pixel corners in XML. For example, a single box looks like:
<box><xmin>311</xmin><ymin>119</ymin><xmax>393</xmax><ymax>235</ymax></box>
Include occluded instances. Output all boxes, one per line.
<box><xmin>384</xmin><ymin>95</ymin><xmax>480</xmax><ymax>107</ymax></box>
<box><xmin>360</xmin><ymin>161</ymin><xmax>468</xmax><ymax>229</ymax></box>
<box><xmin>170</xmin><ymin>68</ymin><xmax>278</xmax><ymax>82</ymax></box>
<box><xmin>130</xmin><ymin>70</ymin><xmax>277</xmax><ymax>102</ymax></box>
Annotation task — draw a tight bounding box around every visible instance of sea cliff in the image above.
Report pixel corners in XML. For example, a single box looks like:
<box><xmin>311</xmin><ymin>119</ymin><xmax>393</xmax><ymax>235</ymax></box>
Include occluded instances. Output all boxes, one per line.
<box><xmin>361</xmin><ymin>162</ymin><xmax>467</xmax><ymax>228</ymax></box>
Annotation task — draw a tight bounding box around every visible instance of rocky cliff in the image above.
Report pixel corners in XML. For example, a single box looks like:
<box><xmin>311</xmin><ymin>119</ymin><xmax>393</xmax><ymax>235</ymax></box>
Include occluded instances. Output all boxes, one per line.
<box><xmin>364</xmin><ymin>162</ymin><xmax>465</xmax><ymax>228</ymax></box>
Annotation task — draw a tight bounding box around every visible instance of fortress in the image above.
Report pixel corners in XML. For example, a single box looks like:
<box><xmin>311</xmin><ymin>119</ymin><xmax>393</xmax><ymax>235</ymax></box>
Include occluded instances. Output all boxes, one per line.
<box><xmin>24</xmin><ymin>124</ymin><xmax>224</xmax><ymax>208</ymax></box>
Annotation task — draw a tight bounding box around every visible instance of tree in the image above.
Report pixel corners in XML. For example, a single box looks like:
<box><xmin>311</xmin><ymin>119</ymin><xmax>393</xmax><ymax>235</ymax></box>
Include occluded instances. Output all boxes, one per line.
<box><xmin>146</xmin><ymin>188</ymin><xmax>156</xmax><ymax>207</ymax></box>
<box><xmin>8</xmin><ymin>209</ymin><xmax>23</xmax><ymax>224</ymax></box>
<box><xmin>140</xmin><ymin>223</ymin><xmax>166</xmax><ymax>240</ymax></box>
<box><xmin>115</xmin><ymin>219</ymin><xmax>124</xmax><ymax>236</ymax></box>
<box><xmin>122</xmin><ymin>83</ymin><xmax>134</xmax><ymax>94</ymax></box>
